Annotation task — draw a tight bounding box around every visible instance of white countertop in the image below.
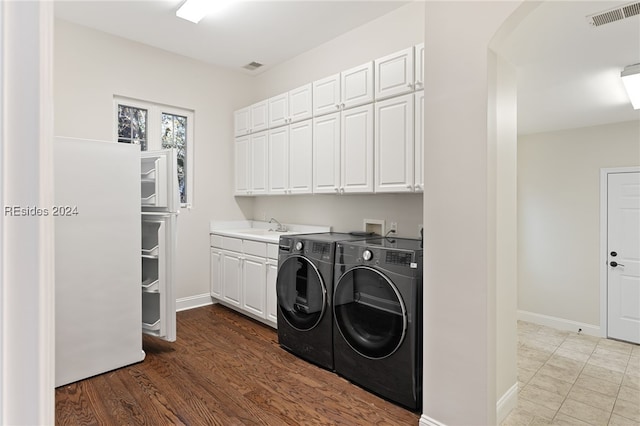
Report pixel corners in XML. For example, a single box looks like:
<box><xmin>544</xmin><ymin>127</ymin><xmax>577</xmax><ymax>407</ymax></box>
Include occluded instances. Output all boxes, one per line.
<box><xmin>210</xmin><ymin>220</ymin><xmax>330</xmax><ymax>243</ymax></box>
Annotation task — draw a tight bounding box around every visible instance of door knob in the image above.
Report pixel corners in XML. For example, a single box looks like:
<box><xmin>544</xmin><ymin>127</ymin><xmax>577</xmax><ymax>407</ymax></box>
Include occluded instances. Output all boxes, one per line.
<box><xmin>610</xmin><ymin>261</ymin><xmax>625</xmax><ymax>267</ymax></box>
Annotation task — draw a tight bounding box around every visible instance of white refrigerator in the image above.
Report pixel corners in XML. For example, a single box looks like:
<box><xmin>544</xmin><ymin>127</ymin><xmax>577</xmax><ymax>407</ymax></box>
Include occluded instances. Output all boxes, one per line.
<box><xmin>141</xmin><ymin>149</ymin><xmax>179</xmax><ymax>342</ymax></box>
<box><xmin>55</xmin><ymin>138</ymin><xmax>178</xmax><ymax>387</ymax></box>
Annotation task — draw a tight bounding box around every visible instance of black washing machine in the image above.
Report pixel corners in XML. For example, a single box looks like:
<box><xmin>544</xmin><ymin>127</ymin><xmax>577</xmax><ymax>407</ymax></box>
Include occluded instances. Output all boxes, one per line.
<box><xmin>333</xmin><ymin>237</ymin><xmax>423</xmax><ymax>410</ymax></box>
<box><xmin>276</xmin><ymin>232</ymin><xmax>374</xmax><ymax>370</ymax></box>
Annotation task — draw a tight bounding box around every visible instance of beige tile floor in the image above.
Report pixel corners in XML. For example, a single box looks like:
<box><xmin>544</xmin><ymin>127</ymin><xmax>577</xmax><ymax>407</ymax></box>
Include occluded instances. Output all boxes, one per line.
<box><xmin>502</xmin><ymin>321</ymin><xmax>640</xmax><ymax>426</ymax></box>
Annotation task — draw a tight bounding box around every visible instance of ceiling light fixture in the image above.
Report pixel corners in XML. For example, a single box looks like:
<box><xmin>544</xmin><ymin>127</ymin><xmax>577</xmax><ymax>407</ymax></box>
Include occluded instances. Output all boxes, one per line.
<box><xmin>176</xmin><ymin>0</ymin><xmax>236</xmax><ymax>24</ymax></box>
<box><xmin>621</xmin><ymin>64</ymin><xmax>640</xmax><ymax>110</ymax></box>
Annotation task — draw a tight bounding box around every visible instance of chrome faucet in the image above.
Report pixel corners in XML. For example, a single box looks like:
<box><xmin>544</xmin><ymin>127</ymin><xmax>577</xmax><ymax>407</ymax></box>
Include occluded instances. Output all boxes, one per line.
<box><xmin>268</xmin><ymin>217</ymin><xmax>287</xmax><ymax>232</ymax></box>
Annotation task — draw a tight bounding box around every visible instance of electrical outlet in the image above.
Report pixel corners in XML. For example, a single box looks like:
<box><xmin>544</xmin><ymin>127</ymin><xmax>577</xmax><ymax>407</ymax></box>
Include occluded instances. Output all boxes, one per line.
<box><xmin>389</xmin><ymin>222</ymin><xmax>398</xmax><ymax>233</ymax></box>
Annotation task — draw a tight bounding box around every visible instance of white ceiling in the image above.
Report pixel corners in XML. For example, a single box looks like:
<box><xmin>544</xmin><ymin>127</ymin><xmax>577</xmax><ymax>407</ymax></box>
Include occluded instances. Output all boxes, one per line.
<box><xmin>495</xmin><ymin>1</ymin><xmax>640</xmax><ymax>134</ymax></box>
<box><xmin>54</xmin><ymin>0</ymin><xmax>640</xmax><ymax>135</ymax></box>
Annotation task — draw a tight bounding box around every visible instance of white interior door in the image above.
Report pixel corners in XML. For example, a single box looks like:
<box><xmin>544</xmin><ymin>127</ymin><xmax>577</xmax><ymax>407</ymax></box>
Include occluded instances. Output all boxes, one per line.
<box><xmin>607</xmin><ymin>171</ymin><xmax>640</xmax><ymax>344</ymax></box>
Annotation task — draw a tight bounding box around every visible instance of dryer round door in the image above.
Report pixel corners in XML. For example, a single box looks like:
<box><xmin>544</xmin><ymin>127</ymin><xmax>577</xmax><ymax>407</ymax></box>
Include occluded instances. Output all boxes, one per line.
<box><xmin>333</xmin><ymin>266</ymin><xmax>407</xmax><ymax>359</ymax></box>
<box><xmin>276</xmin><ymin>255</ymin><xmax>327</xmax><ymax>331</ymax></box>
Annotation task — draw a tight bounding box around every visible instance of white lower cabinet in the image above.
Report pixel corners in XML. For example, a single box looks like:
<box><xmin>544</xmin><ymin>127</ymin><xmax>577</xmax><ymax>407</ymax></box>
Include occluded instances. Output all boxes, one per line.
<box><xmin>210</xmin><ymin>235</ymin><xmax>278</xmax><ymax>328</ymax></box>
<box><xmin>266</xmin><ymin>259</ymin><xmax>278</xmax><ymax>325</ymax></box>
<box><xmin>242</xmin><ymin>254</ymin><xmax>267</xmax><ymax>317</ymax></box>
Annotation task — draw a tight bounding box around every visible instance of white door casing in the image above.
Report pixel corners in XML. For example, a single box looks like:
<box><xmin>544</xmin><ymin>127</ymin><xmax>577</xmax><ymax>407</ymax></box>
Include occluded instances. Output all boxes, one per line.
<box><xmin>605</xmin><ymin>170</ymin><xmax>640</xmax><ymax>344</ymax></box>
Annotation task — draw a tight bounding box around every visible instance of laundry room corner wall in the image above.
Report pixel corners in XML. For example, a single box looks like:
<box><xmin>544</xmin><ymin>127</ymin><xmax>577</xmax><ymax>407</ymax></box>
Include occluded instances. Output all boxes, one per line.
<box><xmin>53</xmin><ymin>20</ymin><xmax>256</xmax><ymax>302</ymax></box>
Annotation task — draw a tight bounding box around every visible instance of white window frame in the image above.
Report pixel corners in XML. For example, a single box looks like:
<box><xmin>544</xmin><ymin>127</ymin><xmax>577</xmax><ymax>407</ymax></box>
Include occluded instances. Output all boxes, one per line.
<box><xmin>114</xmin><ymin>96</ymin><xmax>194</xmax><ymax>208</ymax></box>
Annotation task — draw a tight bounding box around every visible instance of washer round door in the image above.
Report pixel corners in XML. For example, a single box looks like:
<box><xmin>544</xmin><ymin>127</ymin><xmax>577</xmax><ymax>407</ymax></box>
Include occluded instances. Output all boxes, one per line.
<box><xmin>333</xmin><ymin>266</ymin><xmax>407</xmax><ymax>359</ymax></box>
<box><xmin>276</xmin><ymin>255</ymin><xmax>326</xmax><ymax>331</ymax></box>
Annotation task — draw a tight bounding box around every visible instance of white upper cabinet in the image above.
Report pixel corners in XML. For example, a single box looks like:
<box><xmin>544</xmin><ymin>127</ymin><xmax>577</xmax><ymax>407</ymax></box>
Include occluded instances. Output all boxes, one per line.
<box><xmin>250</xmin><ymin>100</ymin><xmax>269</xmax><ymax>133</ymax></box>
<box><xmin>288</xmin><ymin>84</ymin><xmax>313</xmax><ymax>123</ymax></box>
<box><xmin>268</xmin><ymin>126</ymin><xmax>290</xmax><ymax>194</ymax></box>
<box><xmin>313</xmin><ymin>62</ymin><xmax>374</xmax><ymax>116</ymax></box>
<box><xmin>414</xmin><ymin>90</ymin><xmax>424</xmax><ymax>192</ymax></box>
<box><xmin>375</xmin><ymin>93</ymin><xmax>414</xmax><ymax>193</ymax></box>
<box><xmin>236</xmin><ymin>101</ymin><xmax>268</xmax><ymax>136</ymax></box>
<box><xmin>375</xmin><ymin>47</ymin><xmax>415</xmax><ymax>100</ymax></box>
<box><xmin>234</xmin><ymin>136</ymin><xmax>250</xmax><ymax>195</ymax></box>
<box><xmin>235</xmin><ymin>131</ymin><xmax>268</xmax><ymax>196</ymax></box>
<box><xmin>341</xmin><ymin>62</ymin><xmax>374</xmax><ymax>110</ymax></box>
<box><xmin>268</xmin><ymin>119</ymin><xmax>313</xmax><ymax>195</ymax></box>
<box><xmin>313</xmin><ymin>74</ymin><xmax>341</xmax><ymax>117</ymax></box>
<box><xmin>414</xmin><ymin>43</ymin><xmax>425</xmax><ymax>91</ymax></box>
<box><xmin>234</xmin><ymin>107</ymin><xmax>250</xmax><ymax>137</ymax></box>
<box><xmin>313</xmin><ymin>106</ymin><xmax>373</xmax><ymax>195</ymax></box>
<box><xmin>313</xmin><ymin>112</ymin><xmax>341</xmax><ymax>193</ymax></box>
<box><xmin>269</xmin><ymin>84</ymin><xmax>313</xmax><ymax>128</ymax></box>
<box><xmin>288</xmin><ymin>119</ymin><xmax>313</xmax><ymax>194</ymax></box>
<box><xmin>341</xmin><ymin>104</ymin><xmax>374</xmax><ymax>193</ymax></box>
<box><xmin>268</xmin><ymin>93</ymin><xmax>289</xmax><ymax>129</ymax></box>
<box><xmin>250</xmin><ymin>131</ymin><xmax>268</xmax><ymax>195</ymax></box>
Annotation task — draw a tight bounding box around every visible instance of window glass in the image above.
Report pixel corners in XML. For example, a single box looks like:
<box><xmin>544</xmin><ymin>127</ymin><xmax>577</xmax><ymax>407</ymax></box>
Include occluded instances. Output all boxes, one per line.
<box><xmin>117</xmin><ymin>105</ymin><xmax>148</xmax><ymax>150</ymax></box>
<box><xmin>162</xmin><ymin>113</ymin><xmax>187</xmax><ymax>204</ymax></box>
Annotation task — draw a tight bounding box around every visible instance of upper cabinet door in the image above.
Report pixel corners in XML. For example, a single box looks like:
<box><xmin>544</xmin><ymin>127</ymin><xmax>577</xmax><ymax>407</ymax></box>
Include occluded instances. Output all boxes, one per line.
<box><xmin>374</xmin><ymin>94</ymin><xmax>414</xmax><ymax>193</ymax></box>
<box><xmin>288</xmin><ymin>119</ymin><xmax>313</xmax><ymax>194</ymax></box>
<box><xmin>288</xmin><ymin>84</ymin><xmax>313</xmax><ymax>123</ymax></box>
<box><xmin>414</xmin><ymin>43</ymin><xmax>425</xmax><ymax>90</ymax></box>
<box><xmin>374</xmin><ymin>47</ymin><xmax>415</xmax><ymax>100</ymax></box>
<box><xmin>313</xmin><ymin>74</ymin><xmax>341</xmax><ymax>117</ymax></box>
<box><xmin>414</xmin><ymin>90</ymin><xmax>424</xmax><ymax>192</ymax></box>
<box><xmin>313</xmin><ymin>112</ymin><xmax>341</xmax><ymax>194</ymax></box>
<box><xmin>250</xmin><ymin>131</ymin><xmax>269</xmax><ymax>195</ymax></box>
<box><xmin>268</xmin><ymin>126</ymin><xmax>290</xmax><ymax>194</ymax></box>
<box><xmin>268</xmin><ymin>93</ymin><xmax>289</xmax><ymax>128</ymax></box>
<box><xmin>234</xmin><ymin>107</ymin><xmax>250</xmax><ymax>137</ymax></box>
<box><xmin>234</xmin><ymin>136</ymin><xmax>250</xmax><ymax>195</ymax></box>
<box><xmin>251</xmin><ymin>100</ymin><xmax>269</xmax><ymax>133</ymax></box>
<box><xmin>341</xmin><ymin>104</ymin><xmax>374</xmax><ymax>193</ymax></box>
<box><xmin>341</xmin><ymin>62</ymin><xmax>374</xmax><ymax>110</ymax></box>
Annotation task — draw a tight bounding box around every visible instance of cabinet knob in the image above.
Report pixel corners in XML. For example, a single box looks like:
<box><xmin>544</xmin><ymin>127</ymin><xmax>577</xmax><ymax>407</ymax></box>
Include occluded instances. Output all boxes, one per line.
<box><xmin>335</xmin><ymin>104</ymin><xmax>340</xmax><ymax>110</ymax></box>
<box><xmin>334</xmin><ymin>187</ymin><xmax>339</xmax><ymax>193</ymax></box>
<box><xmin>406</xmin><ymin>184</ymin><xmax>413</xmax><ymax>190</ymax></box>
<box><xmin>407</xmin><ymin>83</ymin><xmax>414</xmax><ymax>89</ymax></box>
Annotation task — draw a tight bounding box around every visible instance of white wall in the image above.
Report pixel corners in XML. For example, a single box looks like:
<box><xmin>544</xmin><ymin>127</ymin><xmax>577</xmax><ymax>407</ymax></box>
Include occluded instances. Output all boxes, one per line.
<box><xmin>250</xmin><ymin>2</ymin><xmax>425</xmax><ymax>238</ymax></box>
<box><xmin>422</xmin><ymin>2</ymin><xmax>523</xmax><ymax>424</ymax></box>
<box><xmin>518</xmin><ymin>120</ymin><xmax>640</xmax><ymax>329</ymax></box>
<box><xmin>1</xmin><ymin>2</ymin><xmax>55</xmax><ymax>424</ymax></box>
<box><xmin>54</xmin><ymin>20</ymin><xmax>255</xmax><ymax>300</ymax></box>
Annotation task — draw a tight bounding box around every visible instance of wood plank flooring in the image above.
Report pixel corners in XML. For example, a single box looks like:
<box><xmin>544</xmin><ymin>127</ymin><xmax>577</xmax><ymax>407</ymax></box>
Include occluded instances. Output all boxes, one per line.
<box><xmin>55</xmin><ymin>304</ymin><xmax>420</xmax><ymax>425</ymax></box>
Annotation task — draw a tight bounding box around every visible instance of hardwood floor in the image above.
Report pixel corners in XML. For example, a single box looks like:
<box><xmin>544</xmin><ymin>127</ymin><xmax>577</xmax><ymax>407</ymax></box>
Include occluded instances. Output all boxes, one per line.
<box><xmin>55</xmin><ymin>304</ymin><xmax>420</xmax><ymax>425</ymax></box>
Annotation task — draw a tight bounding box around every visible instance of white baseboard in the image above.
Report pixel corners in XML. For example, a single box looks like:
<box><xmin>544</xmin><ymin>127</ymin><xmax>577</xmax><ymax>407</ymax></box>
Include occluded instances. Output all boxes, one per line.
<box><xmin>517</xmin><ymin>310</ymin><xmax>602</xmax><ymax>337</ymax></box>
<box><xmin>497</xmin><ymin>383</ymin><xmax>518</xmax><ymax>424</ymax></box>
<box><xmin>419</xmin><ymin>414</ymin><xmax>447</xmax><ymax>426</ymax></box>
<box><xmin>176</xmin><ymin>293</ymin><xmax>215</xmax><ymax>312</ymax></box>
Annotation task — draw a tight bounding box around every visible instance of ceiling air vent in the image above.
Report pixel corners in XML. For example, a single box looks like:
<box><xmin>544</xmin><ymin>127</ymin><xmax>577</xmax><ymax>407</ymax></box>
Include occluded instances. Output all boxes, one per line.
<box><xmin>242</xmin><ymin>61</ymin><xmax>263</xmax><ymax>71</ymax></box>
<box><xmin>586</xmin><ymin>1</ymin><xmax>640</xmax><ymax>27</ymax></box>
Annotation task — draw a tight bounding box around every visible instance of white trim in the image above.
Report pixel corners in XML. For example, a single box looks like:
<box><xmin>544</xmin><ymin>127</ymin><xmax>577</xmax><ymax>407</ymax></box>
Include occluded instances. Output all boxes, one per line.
<box><xmin>496</xmin><ymin>383</ymin><xmax>518</xmax><ymax>424</ymax></box>
<box><xmin>419</xmin><ymin>414</ymin><xmax>447</xmax><ymax>426</ymax></box>
<box><xmin>599</xmin><ymin>166</ymin><xmax>640</xmax><ymax>340</ymax></box>
<box><xmin>176</xmin><ymin>294</ymin><xmax>215</xmax><ymax>312</ymax></box>
<box><xmin>518</xmin><ymin>310</ymin><xmax>600</xmax><ymax>337</ymax></box>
